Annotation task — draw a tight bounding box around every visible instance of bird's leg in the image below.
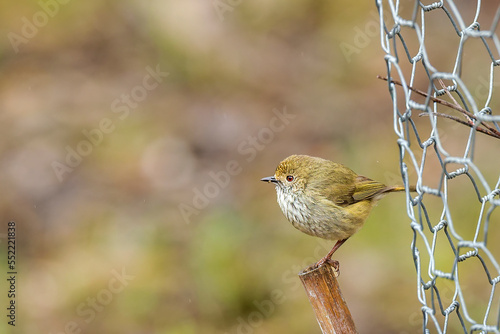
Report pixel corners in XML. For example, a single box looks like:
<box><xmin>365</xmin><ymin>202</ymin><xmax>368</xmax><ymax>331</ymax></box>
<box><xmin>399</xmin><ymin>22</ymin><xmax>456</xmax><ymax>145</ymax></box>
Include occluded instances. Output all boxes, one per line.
<box><xmin>314</xmin><ymin>238</ymin><xmax>349</xmax><ymax>272</ymax></box>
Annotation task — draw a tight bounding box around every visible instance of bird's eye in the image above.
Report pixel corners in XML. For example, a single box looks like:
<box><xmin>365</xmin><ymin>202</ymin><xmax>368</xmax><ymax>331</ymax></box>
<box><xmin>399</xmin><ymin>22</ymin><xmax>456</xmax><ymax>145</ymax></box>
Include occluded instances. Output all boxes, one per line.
<box><xmin>286</xmin><ymin>175</ymin><xmax>294</xmax><ymax>182</ymax></box>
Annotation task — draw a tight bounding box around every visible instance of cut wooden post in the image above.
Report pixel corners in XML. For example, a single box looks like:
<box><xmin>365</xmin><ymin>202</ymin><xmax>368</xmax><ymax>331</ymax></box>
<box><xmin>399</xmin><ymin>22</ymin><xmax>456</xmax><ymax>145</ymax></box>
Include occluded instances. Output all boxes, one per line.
<box><xmin>298</xmin><ymin>263</ymin><xmax>358</xmax><ymax>334</ymax></box>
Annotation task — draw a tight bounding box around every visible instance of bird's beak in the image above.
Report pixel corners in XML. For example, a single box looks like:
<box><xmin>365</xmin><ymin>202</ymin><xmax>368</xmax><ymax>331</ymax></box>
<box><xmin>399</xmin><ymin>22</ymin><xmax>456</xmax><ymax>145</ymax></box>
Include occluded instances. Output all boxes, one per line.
<box><xmin>261</xmin><ymin>176</ymin><xmax>278</xmax><ymax>183</ymax></box>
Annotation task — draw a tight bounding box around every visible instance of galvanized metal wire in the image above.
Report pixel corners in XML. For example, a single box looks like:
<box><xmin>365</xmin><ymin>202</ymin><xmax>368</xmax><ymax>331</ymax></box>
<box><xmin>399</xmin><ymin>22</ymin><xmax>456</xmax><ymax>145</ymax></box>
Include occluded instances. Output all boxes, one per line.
<box><xmin>376</xmin><ymin>1</ymin><xmax>500</xmax><ymax>333</ymax></box>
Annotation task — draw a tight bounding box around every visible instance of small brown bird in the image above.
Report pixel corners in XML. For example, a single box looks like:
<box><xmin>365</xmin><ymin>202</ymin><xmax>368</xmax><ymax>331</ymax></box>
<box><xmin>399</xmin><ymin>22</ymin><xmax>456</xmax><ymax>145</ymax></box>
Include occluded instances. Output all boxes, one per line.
<box><xmin>261</xmin><ymin>155</ymin><xmax>413</xmax><ymax>268</ymax></box>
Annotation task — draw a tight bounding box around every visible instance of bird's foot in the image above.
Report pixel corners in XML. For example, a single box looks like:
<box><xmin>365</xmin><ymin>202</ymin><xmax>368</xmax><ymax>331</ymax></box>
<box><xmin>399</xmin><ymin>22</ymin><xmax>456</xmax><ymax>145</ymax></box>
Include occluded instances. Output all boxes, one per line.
<box><xmin>314</xmin><ymin>258</ymin><xmax>340</xmax><ymax>277</ymax></box>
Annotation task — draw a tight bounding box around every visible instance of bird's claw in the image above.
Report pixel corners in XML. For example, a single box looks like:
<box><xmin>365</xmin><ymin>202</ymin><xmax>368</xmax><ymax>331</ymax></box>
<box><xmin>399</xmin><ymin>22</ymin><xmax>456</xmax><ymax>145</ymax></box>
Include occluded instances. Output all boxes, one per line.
<box><xmin>314</xmin><ymin>258</ymin><xmax>340</xmax><ymax>277</ymax></box>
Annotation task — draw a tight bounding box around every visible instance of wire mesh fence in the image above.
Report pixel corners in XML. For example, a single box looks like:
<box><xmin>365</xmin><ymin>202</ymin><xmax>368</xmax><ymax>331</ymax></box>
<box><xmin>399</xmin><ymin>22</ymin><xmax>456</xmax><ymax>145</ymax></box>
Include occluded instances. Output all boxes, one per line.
<box><xmin>376</xmin><ymin>1</ymin><xmax>500</xmax><ymax>333</ymax></box>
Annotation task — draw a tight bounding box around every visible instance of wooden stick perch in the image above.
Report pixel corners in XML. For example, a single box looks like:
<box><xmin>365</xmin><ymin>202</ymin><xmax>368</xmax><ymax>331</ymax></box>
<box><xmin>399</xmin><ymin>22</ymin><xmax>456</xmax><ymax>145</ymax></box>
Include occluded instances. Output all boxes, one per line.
<box><xmin>298</xmin><ymin>263</ymin><xmax>358</xmax><ymax>334</ymax></box>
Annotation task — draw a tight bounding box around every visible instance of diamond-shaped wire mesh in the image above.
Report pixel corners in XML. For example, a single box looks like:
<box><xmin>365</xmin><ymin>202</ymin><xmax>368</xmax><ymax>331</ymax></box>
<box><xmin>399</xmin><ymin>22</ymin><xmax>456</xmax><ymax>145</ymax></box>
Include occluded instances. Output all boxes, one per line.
<box><xmin>376</xmin><ymin>1</ymin><xmax>500</xmax><ymax>332</ymax></box>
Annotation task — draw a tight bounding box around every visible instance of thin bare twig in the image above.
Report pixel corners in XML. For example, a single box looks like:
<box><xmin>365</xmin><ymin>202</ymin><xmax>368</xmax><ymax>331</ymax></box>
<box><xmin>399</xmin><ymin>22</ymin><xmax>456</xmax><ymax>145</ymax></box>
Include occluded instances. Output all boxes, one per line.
<box><xmin>377</xmin><ymin>75</ymin><xmax>500</xmax><ymax>139</ymax></box>
<box><xmin>437</xmin><ymin>78</ymin><xmax>473</xmax><ymax>123</ymax></box>
<box><xmin>419</xmin><ymin>112</ymin><xmax>500</xmax><ymax>139</ymax></box>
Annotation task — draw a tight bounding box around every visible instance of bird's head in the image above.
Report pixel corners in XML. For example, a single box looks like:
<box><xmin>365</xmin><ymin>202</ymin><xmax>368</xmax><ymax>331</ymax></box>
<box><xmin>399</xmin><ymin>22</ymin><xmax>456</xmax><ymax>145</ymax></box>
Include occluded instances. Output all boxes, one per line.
<box><xmin>261</xmin><ymin>155</ymin><xmax>312</xmax><ymax>194</ymax></box>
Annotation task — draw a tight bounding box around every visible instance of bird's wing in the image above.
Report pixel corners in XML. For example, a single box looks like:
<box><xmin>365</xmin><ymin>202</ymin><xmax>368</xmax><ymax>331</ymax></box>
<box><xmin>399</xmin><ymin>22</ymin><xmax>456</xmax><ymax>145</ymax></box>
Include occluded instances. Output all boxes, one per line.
<box><xmin>352</xmin><ymin>175</ymin><xmax>388</xmax><ymax>202</ymax></box>
<box><xmin>318</xmin><ymin>163</ymin><xmax>358</xmax><ymax>206</ymax></box>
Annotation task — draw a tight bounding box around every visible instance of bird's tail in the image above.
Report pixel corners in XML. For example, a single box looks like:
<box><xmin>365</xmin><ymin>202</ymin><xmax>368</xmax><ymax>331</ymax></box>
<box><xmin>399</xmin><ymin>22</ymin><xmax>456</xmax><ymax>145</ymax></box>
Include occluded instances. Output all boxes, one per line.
<box><xmin>386</xmin><ymin>185</ymin><xmax>416</xmax><ymax>193</ymax></box>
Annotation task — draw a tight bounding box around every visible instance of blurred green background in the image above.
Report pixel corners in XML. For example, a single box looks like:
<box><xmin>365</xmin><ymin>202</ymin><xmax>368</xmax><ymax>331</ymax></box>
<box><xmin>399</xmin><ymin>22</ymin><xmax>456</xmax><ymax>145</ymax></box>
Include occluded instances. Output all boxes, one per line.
<box><xmin>0</xmin><ymin>1</ymin><xmax>499</xmax><ymax>333</ymax></box>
